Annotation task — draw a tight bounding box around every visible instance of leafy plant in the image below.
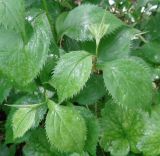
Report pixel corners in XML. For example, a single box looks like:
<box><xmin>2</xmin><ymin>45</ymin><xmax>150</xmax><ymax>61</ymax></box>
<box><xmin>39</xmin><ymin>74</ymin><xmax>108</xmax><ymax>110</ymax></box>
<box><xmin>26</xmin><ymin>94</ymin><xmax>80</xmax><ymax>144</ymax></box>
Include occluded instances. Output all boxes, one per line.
<box><xmin>0</xmin><ymin>0</ymin><xmax>160</xmax><ymax>156</ymax></box>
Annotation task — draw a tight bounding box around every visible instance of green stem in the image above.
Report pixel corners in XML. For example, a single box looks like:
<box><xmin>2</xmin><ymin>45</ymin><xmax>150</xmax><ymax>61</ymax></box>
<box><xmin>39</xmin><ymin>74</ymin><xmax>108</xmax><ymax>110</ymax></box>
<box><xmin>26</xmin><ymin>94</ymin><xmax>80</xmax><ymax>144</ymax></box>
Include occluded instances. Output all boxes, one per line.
<box><xmin>139</xmin><ymin>35</ymin><xmax>148</xmax><ymax>43</ymax></box>
<box><xmin>42</xmin><ymin>0</ymin><xmax>50</xmax><ymax>20</ymax></box>
<box><xmin>92</xmin><ymin>40</ymin><xmax>99</xmax><ymax>72</ymax></box>
<box><xmin>96</xmin><ymin>40</ymin><xmax>100</xmax><ymax>56</ymax></box>
<box><xmin>92</xmin><ymin>55</ymin><xmax>97</xmax><ymax>72</ymax></box>
<box><xmin>42</xmin><ymin>0</ymin><xmax>54</xmax><ymax>36</ymax></box>
<box><xmin>5</xmin><ymin>102</ymin><xmax>45</xmax><ymax>108</ymax></box>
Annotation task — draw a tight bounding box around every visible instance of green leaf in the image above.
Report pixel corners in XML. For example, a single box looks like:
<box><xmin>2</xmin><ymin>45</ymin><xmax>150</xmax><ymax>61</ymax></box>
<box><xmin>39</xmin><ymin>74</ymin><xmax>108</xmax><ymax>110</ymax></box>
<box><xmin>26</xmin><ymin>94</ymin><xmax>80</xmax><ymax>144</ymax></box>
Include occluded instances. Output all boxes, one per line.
<box><xmin>56</xmin><ymin>0</ymin><xmax>73</xmax><ymax>9</ymax></box>
<box><xmin>23</xmin><ymin>128</ymin><xmax>56</xmax><ymax>156</ymax></box>
<box><xmin>103</xmin><ymin>58</ymin><xmax>152</xmax><ymax>109</ymax></box>
<box><xmin>132</xmin><ymin>41</ymin><xmax>160</xmax><ymax>65</ymax></box>
<box><xmin>25</xmin><ymin>0</ymin><xmax>62</xmax><ymax>26</ymax></box>
<box><xmin>0</xmin><ymin>74</ymin><xmax>12</xmax><ymax>104</ymax></box>
<box><xmin>51</xmin><ymin>51</ymin><xmax>92</xmax><ymax>103</ymax></box>
<box><xmin>74</xmin><ymin>74</ymin><xmax>106</xmax><ymax>105</ymax></box>
<box><xmin>70</xmin><ymin>152</ymin><xmax>89</xmax><ymax>156</ymax></box>
<box><xmin>39</xmin><ymin>55</ymin><xmax>57</xmax><ymax>83</ymax></box>
<box><xmin>77</xmin><ymin>107</ymin><xmax>99</xmax><ymax>156</ymax></box>
<box><xmin>100</xmin><ymin>100</ymin><xmax>144</xmax><ymax>155</ymax></box>
<box><xmin>56</xmin><ymin>12</ymin><xmax>68</xmax><ymax>39</ymax></box>
<box><xmin>5</xmin><ymin>109</ymin><xmax>27</xmax><ymax>144</ymax></box>
<box><xmin>45</xmin><ymin>100</ymin><xmax>87</xmax><ymax>153</ymax></box>
<box><xmin>25</xmin><ymin>0</ymin><xmax>41</xmax><ymax>8</ymax></box>
<box><xmin>137</xmin><ymin>106</ymin><xmax>160</xmax><ymax>156</ymax></box>
<box><xmin>0</xmin><ymin>11</ymin><xmax>52</xmax><ymax>85</ymax></box>
<box><xmin>88</xmin><ymin>22</ymin><xmax>110</xmax><ymax>48</ymax></box>
<box><xmin>0</xmin><ymin>0</ymin><xmax>25</xmax><ymax>34</ymax></box>
<box><xmin>63</xmin><ymin>37</ymin><xmax>96</xmax><ymax>55</ymax></box>
<box><xmin>12</xmin><ymin>103</ymin><xmax>47</xmax><ymax>139</ymax></box>
<box><xmin>57</xmin><ymin>4</ymin><xmax>123</xmax><ymax>41</ymax></box>
<box><xmin>144</xmin><ymin>13</ymin><xmax>160</xmax><ymax>41</ymax></box>
<box><xmin>0</xmin><ymin>144</ymin><xmax>16</xmax><ymax>156</ymax></box>
<box><xmin>108</xmin><ymin>140</ymin><xmax>130</xmax><ymax>156</ymax></box>
<box><xmin>5</xmin><ymin>95</ymin><xmax>46</xmax><ymax>143</ymax></box>
<box><xmin>98</xmin><ymin>27</ymin><xmax>139</xmax><ymax>63</ymax></box>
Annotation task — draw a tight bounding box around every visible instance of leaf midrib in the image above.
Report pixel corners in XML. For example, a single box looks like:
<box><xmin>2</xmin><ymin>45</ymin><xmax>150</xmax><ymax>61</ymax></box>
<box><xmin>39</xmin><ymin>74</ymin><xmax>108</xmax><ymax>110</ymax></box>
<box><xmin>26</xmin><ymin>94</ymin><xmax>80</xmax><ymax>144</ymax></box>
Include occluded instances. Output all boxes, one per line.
<box><xmin>59</xmin><ymin>52</ymin><xmax>92</xmax><ymax>102</ymax></box>
<box><xmin>55</xmin><ymin>107</ymin><xmax>83</xmax><ymax>151</ymax></box>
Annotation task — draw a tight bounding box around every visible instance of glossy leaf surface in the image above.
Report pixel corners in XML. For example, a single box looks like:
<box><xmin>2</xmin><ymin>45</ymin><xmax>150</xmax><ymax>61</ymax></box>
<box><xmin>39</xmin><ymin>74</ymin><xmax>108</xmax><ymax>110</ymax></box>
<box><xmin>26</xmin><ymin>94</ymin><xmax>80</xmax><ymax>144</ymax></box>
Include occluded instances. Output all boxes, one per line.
<box><xmin>45</xmin><ymin>100</ymin><xmax>87</xmax><ymax>153</ymax></box>
<box><xmin>101</xmin><ymin>101</ymin><xmax>144</xmax><ymax>155</ymax></box>
<box><xmin>51</xmin><ymin>51</ymin><xmax>92</xmax><ymax>103</ymax></box>
<box><xmin>103</xmin><ymin>58</ymin><xmax>152</xmax><ymax>109</ymax></box>
<box><xmin>56</xmin><ymin>4</ymin><xmax>123</xmax><ymax>41</ymax></box>
<box><xmin>0</xmin><ymin>12</ymin><xmax>52</xmax><ymax>85</ymax></box>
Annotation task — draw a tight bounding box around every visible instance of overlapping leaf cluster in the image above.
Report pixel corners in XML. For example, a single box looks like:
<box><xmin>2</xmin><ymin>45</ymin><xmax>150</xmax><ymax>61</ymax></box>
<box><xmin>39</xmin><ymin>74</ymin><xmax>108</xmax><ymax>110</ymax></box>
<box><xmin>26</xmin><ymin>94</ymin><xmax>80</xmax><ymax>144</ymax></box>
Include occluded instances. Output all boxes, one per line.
<box><xmin>0</xmin><ymin>0</ymin><xmax>160</xmax><ymax>156</ymax></box>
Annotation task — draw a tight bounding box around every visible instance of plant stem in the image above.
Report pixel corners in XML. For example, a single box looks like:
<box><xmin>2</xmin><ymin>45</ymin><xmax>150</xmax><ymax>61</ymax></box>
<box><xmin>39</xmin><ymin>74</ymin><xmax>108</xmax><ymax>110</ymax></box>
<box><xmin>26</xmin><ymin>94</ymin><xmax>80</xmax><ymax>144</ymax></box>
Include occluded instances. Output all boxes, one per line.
<box><xmin>92</xmin><ymin>55</ymin><xmax>97</xmax><ymax>72</ymax></box>
<box><xmin>42</xmin><ymin>0</ymin><xmax>54</xmax><ymax>36</ymax></box>
<box><xmin>5</xmin><ymin>102</ymin><xmax>45</xmax><ymax>108</ymax></box>
<box><xmin>92</xmin><ymin>40</ymin><xmax>99</xmax><ymax>72</ymax></box>
<box><xmin>42</xmin><ymin>0</ymin><xmax>50</xmax><ymax>20</ymax></box>
<box><xmin>139</xmin><ymin>35</ymin><xmax>148</xmax><ymax>43</ymax></box>
<box><xmin>96</xmin><ymin>40</ymin><xmax>100</xmax><ymax>56</ymax></box>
